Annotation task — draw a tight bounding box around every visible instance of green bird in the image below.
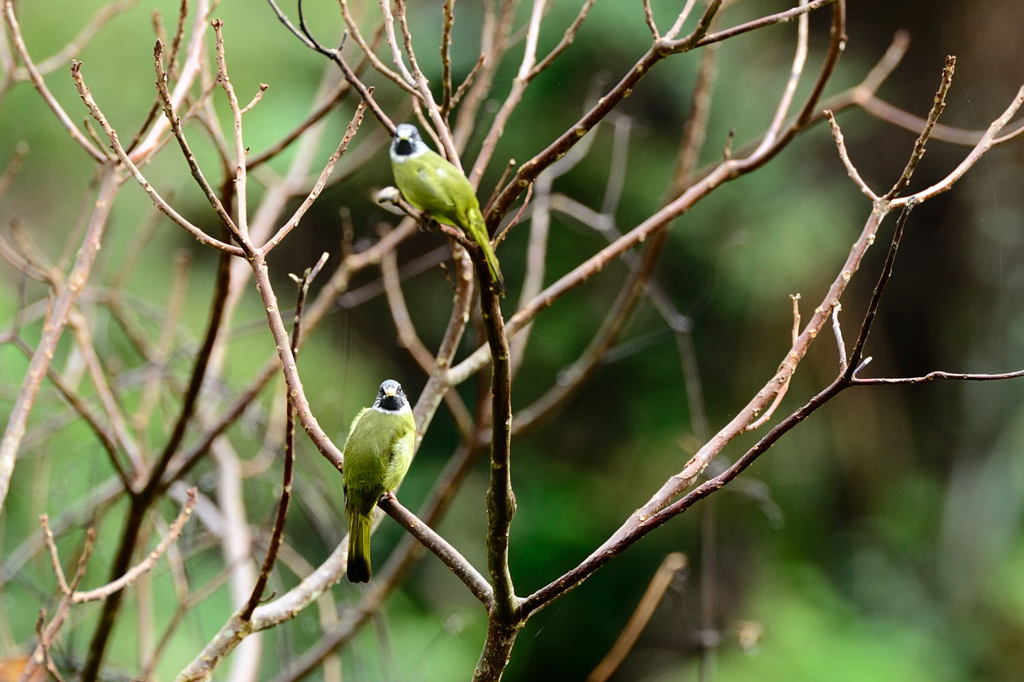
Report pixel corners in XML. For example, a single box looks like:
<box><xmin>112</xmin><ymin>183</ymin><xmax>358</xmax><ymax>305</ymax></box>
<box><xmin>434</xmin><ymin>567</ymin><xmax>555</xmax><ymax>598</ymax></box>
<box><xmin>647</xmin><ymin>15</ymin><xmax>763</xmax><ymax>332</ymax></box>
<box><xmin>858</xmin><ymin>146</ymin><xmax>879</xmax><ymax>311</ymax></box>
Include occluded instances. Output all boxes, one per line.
<box><xmin>343</xmin><ymin>379</ymin><xmax>416</xmax><ymax>583</ymax></box>
<box><xmin>390</xmin><ymin>123</ymin><xmax>505</xmax><ymax>295</ymax></box>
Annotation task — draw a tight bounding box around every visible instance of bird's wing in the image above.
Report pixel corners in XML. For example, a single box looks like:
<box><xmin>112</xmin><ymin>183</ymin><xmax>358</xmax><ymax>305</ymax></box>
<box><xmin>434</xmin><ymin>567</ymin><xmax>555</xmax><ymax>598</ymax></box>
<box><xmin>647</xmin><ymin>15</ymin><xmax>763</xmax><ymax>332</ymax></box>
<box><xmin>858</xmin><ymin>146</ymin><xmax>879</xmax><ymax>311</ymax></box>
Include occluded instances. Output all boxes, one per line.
<box><xmin>417</xmin><ymin>161</ymin><xmax>463</xmax><ymax>222</ymax></box>
<box><xmin>383</xmin><ymin>413</ymin><xmax>416</xmax><ymax>491</ymax></box>
<box><xmin>344</xmin><ymin>408</ymin><xmax>369</xmax><ymax>448</ymax></box>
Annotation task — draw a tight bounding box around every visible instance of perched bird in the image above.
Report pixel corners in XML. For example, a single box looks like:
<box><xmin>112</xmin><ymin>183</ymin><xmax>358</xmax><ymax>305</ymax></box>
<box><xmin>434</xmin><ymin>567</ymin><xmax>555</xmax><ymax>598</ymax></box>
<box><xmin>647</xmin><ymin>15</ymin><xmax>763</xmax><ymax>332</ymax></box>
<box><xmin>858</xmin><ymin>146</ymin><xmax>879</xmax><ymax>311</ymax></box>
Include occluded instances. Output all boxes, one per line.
<box><xmin>389</xmin><ymin>123</ymin><xmax>505</xmax><ymax>295</ymax></box>
<box><xmin>343</xmin><ymin>380</ymin><xmax>416</xmax><ymax>582</ymax></box>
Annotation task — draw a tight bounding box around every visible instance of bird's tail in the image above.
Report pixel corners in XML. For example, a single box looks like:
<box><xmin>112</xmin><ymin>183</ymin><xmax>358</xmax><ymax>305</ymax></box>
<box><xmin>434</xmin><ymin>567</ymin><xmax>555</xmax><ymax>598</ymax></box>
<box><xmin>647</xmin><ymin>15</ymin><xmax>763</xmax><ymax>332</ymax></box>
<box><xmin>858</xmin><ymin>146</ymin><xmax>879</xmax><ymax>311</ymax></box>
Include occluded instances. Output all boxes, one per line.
<box><xmin>347</xmin><ymin>510</ymin><xmax>372</xmax><ymax>583</ymax></box>
<box><xmin>467</xmin><ymin>209</ymin><xmax>506</xmax><ymax>296</ymax></box>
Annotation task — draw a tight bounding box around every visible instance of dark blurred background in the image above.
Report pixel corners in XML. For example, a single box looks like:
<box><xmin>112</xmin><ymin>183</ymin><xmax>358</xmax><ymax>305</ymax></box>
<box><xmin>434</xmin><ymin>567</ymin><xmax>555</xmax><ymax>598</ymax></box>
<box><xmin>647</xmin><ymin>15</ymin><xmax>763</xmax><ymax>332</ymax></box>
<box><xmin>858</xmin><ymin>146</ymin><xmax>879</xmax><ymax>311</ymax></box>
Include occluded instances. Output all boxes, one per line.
<box><xmin>1</xmin><ymin>1</ymin><xmax>1022</xmax><ymax>680</ymax></box>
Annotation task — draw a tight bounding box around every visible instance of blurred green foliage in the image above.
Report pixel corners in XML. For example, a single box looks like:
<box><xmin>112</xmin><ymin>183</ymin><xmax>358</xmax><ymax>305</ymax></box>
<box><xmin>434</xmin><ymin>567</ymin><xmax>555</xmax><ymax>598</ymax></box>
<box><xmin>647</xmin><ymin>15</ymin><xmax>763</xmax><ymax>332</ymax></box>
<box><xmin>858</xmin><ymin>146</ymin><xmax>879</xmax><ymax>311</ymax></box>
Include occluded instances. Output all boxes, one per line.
<box><xmin>1</xmin><ymin>0</ymin><xmax>1024</xmax><ymax>680</ymax></box>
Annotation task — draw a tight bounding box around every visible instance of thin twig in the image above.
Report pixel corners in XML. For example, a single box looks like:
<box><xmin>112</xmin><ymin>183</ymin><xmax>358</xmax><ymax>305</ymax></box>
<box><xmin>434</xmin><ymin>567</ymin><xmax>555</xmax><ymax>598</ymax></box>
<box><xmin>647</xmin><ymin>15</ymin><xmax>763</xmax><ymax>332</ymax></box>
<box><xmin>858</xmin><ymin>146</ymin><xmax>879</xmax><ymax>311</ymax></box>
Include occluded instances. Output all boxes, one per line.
<box><xmin>529</xmin><ymin>0</ymin><xmax>597</xmax><ymax>79</ymax></box>
<box><xmin>130</xmin><ymin>0</ymin><xmax>213</xmax><ymax>161</ymax></box>
<box><xmin>269</xmin><ymin>0</ymin><xmax>396</xmax><ymax>133</ymax></box>
<box><xmin>1</xmin><ymin>0</ymin><xmax>107</xmax><ymax>161</ymax></box>
<box><xmin>854</xmin><ymin>369</ymin><xmax>1024</xmax><ymax>385</ymax></box>
<box><xmin>440</xmin><ymin>0</ymin><xmax>456</xmax><ymax>115</ymax></box>
<box><xmin>824</xmin><ymin>110</ymin><xmax>879</xmax><ymax>200</ymax></box>
<box><xmin>70</xmin><ymin>60</ymin><xmax>244</xmax><ymax>255</ymax></box>
<box><xmin>213</xmin><ymin>20</ymin><xmax>251</xmax><ymax>238</ymax></box>
<box><xmin>587</xmin><ymin>553</ymin><xmax>688</xmax><ymax>682</ymax></box>
<box><xmin>884</xmin><ymin>55</ymin><xmax>956</xmax><ymax>199</ymax></box>
<box><xmin>847</xmin><ymin>203</ymin><xmax>915</xmax><ymax>370</ymax></box>
<box><xmin>260</xmin><ymin>101</ymin><xmax>368</xmax><ymax>254</ymax></box>
<box><xmin>72</xmin><ymin>489</ymin><xmax>196</xmax><ymax>603</ymax></box>
<box><xmin>831</xmin><ymin>302</ymin><xmax>847</xmax><ymax>373</ymax></box>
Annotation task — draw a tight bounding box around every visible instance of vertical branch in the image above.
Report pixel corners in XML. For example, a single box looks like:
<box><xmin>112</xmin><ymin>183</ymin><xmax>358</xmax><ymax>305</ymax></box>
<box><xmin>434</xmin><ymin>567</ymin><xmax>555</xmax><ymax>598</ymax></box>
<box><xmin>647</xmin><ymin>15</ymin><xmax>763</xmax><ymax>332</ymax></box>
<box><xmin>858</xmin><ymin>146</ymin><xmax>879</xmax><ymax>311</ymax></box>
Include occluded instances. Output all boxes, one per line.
<box><xmin>212</xmin><ymin>20</ymin><xmax>251</xmax><ymax>237</ymax></box>
<box><xmin>439</xmin><ymin>0</ymin><xmax>455</xmax><ymax>115</ymax></box>
<box><xmin>477</xmin><ymin>261</ymin><xmax>518</xmax><ymax>621</ymax></box>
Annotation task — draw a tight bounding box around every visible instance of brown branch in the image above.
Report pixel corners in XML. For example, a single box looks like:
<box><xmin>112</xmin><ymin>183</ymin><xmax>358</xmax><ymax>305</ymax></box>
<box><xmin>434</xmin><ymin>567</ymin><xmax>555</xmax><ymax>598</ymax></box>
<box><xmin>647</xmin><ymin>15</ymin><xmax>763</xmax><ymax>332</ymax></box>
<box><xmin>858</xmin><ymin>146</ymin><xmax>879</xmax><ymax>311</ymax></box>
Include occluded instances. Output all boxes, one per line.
<box><xmin>391</xmin><ymin>0</ymin><xmax>461</xmax><ymax>165</ymax></box>
<box><xmin>587</xmin><ymin>553</ymin><xmax>688</xmax><ymax>682</ymax></box>
<box><xmin>853</xmin><ymin>370</ymin><xmax>1024</xmax><ymax>385</ymax></box>
<box><xmin>452</xmin><ymin>0</ymin><xmax>847</xmax><ymax>386</ymax></box>
<box><xmin>269</xmin><ymin>0</ymin><xmax>396</xmax><ymax>133</ymax></box>
<box><xmin>477</xmin><ymin>264</ymin><xmax>518</xmax><ymax>622</ymax></box>
<box><xmin>691</xmin><ymin>0</ymin><xmax>834</xmax><ymax>48</ymax></box>
<box><xmin>24</xmin><ymin>525</ymin><xmax>96</xmax><ymax>681</ymax></box>
<box><xmin>1</xmin><ymin>0</ymin><xmax>107</xmax><ymax>162</ymax></box>
<box><xmin>824</xmin><ymin>110</ymin><xmax>879</xmax><ymax>200</ymax></box>
<box><xmin>381</xmin><ymin>245</ymin><xmax>474</xmax><ymax>440</ymax></box>
<box><xmin>378</xmin><ymin>492</ymin><xmax>493</xmax><ymax>605</ymax></box>
<box><xmin>449</xmin><ymin>52</ymin><xmax>486</xmax><ymax>112</ymax></box>
<box><xmin>516</xmin><ymin>45</ymin><xmax>1024</xmax><ymax>629</ymax></box>
<box><xmin>468</xmin><ymin>0</ymin><xmax>547</xmax><ymax>186</ymax></box>
<box><xmin>642</xmin><ymin>0</ymin><xmax>658</xmax><ymax>38</ymax></box>
<box><xmin>260</xmin><ymin>100</ymin><xmax>368</xmax><ymax>254</ymax></box>
<box><xmin>884</xmin><ymin>55</ymin><xmax>956</xmax><ymax>199</ymax></box>
<box><xmin>163</xmin><ymin>221</ymin><xmax>419</xmax><ymax>489</ymax></box>
<box><xmin>440</xmin><ymin>0</ymin><xmax>455</xmax><ymax>114</ymax></box>
<box><xmin>483</xmin><ymin>0</ymin><xmax>728</xmax><ymax>224</ymax></box>
<box><xmin>241</xmin><ymin>254</ymin><xmax>328</xmax><ymax>621</ymax></box>
<box><xmin>212</xmin><ymin>20</ymin><xmax>251</xmax><ymax>238</ymax></box>
<box><xmin>126</xmin><ymin>0</ymin><xmax>188</xmax><ymax>152</ymax></box>
<box><xmin>154</xmin><ymin>39</ymin><xmax>241</xmax><ymax>236</ymax></box>
<box><xmin>529</xmin><ymin>0</ymin><xmax>596</xmax><ymax>79</ymax></box>
<box><xmin>847</xmin><ymin>203</ymin><xmax>914</xmax><ymax>371</ymax></box>
<box><xmin>247</xmin><ymin>250</ymin><xmax>346</xmax><ymax>468</ymax></box>
<box><xmin>72</xmin><ymin>489</ymin><xmax>196</xmax><ymax>603</ymax></box>
<box><xmin>40</xmin><ymin>515</ymin><xmax>72</xmax><ymax>597</ymax></box>
<box><xmin>129</xmin><ymin>0</ymin><xmax>212</xmax><ymax>161</ymax></box>
<box><xmin>247</xmin><ymin>80</ymin><xmax>349</xmax><ymax>169</ymax></box>
<box><xmin>203</xmin><ymin>20</ymin><xmax>347</xmax><ymax>470</ymax></box>
<box><xmin>891</xmin><ymin>83</ymin><xmax>1024</xmax><ymax>206</ymax></box>
<box><xmin>70</xmin><ymin>60</ymin><xmax>244</xmax><ymax>256</ymax></box>
<box><xmin>337</xmin><ymin>0</ymin><xmax>417</xmax><ymax>94</ymax></box>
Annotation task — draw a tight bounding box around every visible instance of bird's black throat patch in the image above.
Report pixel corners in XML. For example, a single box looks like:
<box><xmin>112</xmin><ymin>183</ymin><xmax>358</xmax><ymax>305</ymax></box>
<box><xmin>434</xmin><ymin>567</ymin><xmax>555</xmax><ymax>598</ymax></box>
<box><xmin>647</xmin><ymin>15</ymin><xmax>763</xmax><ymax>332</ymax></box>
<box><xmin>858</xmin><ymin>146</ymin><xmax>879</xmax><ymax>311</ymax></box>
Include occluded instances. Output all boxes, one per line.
<box><xmin>379</xmin><ymin>395</ymin><xmax>403</xmax><ymax>412</ymax></box>
<box><xmin>395</xmin><ymin>139</ymin><xmax>414</xmax><ymax>156</ymax></box>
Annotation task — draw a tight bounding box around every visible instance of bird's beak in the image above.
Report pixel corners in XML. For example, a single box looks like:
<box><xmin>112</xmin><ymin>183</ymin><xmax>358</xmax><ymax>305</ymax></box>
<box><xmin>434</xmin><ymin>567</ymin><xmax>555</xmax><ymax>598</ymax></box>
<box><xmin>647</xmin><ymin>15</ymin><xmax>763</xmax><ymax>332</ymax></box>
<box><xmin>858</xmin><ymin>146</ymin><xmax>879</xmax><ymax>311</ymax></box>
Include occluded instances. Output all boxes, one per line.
<box><xmin>384</xmin><ymin>386</ymin><xmax>398</xmax><ymax>398</ymax></box>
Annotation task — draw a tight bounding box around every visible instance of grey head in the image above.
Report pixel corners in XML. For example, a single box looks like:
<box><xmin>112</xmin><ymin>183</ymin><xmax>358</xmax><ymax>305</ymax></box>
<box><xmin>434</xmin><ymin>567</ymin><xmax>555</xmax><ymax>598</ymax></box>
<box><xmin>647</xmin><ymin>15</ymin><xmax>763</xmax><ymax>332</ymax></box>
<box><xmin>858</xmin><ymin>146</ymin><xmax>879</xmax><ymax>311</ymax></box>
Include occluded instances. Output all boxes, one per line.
<box><xmin>373</xmin><ymin>379</ymin><xmax>409</xmax><ymax>413</ymax></box>
<box><xmin>390</xmin><ymin>123</ymin><xmax>427</xmax><ymax>161</ymax></box>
